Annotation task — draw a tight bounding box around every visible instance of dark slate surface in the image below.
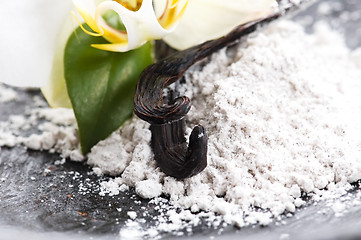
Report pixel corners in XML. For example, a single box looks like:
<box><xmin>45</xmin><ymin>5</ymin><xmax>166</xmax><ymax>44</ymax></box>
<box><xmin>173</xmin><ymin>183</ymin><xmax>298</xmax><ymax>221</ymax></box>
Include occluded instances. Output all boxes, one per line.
<box><xmin>1</xmin><ymin>0</ymin><xmax>361</xmax><ymax>239</ymax></box>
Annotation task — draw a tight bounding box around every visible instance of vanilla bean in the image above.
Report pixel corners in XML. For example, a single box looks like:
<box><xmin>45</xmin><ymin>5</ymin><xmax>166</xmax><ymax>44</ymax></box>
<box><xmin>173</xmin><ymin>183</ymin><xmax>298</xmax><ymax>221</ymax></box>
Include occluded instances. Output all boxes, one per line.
<box><xmin>134</xmin><ymin>1</ymin><xmax>306</xmax><ymax>179</ymax></box>
<box><xmin>134</xmin><ymin>16</ymin><xmax>279</xmax><ymax>180</ymax></box>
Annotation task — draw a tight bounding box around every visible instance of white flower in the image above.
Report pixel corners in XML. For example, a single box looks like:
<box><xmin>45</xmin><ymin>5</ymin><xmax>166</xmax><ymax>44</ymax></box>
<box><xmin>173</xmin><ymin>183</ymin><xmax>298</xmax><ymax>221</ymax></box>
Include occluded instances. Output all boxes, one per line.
<box><xmin>0</xmin><ymin>0</ymin><xmax>277</xmax><ymax>107</ymax></box>
<box><xmin>164</xmin><ymin>0</ymin><xmax>277</xmax><ymax>50</ymax></box>
<box><xmin>0</xmin><ymin>0</ymin><xmax>73</xmax><ymax>87</ymax></box>
<box><xmin>72</xmin><ymin>0</ymin><xmax>189</xmax><ymax>52</ymax></box>
<box><xmin>72</xmin><ymin>0</ymin><xmax>276</xmax><ymax>52</ymax></box>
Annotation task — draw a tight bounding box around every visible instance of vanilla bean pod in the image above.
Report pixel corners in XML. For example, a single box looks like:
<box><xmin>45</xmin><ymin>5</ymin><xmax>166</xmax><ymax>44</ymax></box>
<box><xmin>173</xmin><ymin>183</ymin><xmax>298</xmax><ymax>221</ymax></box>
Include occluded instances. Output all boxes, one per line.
<box><xmin>134</xmin><ymin>1</ymin><xmax>306</xmax><ymax>179</ymax></box>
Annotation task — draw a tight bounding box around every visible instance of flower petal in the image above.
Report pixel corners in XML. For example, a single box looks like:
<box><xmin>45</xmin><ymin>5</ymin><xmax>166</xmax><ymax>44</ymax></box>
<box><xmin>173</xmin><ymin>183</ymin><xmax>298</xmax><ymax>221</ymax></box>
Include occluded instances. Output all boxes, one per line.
<box><xmin>0</xmin><ymin>0</ymin><xmax>73</xmax><ymax>87</ymax></box>
<box><xmin>95</xmin><ymin>0</ymin><xmax>170</xmax><ymax>52</ymax></box>
<box><xmin>91</xmin><ymin>42</ymin><xmax>129</xmax><ymax>52</ymax></box>
<box><xmin>41</xmin><ymin>15</ymin><xmax>76</xmax><ymax>108</ymax></box>
<box><xmin>163</xmin><ymin>0</ymin><xmax>277</xmax><ymax>50</ymax></box>
<box><xmin>97</xmin><ymin>10</ymin><xmax>128</xmax><ymax>43</ymax></box>
<box><xmin>73</xmin><ymin>0</ymin><xmax>103</xmax><ymax>34</ymax></box>
<box><xmin>157</xmin><ymin>0</ymin><xmax>189</xmax><ymax>30</ymax></box>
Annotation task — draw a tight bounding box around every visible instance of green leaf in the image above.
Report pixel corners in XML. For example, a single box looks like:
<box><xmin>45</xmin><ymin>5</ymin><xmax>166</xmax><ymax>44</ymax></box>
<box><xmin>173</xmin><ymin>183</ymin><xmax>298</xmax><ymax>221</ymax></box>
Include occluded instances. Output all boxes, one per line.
<box><xmin>64</xmin><ymin>26</ymin><xmax>153</xmax><ymax>154</ymax></box>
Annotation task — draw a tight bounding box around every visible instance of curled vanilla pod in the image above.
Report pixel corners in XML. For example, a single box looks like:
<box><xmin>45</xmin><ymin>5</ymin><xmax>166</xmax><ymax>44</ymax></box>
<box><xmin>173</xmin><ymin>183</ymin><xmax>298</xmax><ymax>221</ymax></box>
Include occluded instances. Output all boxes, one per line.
<box><xmin>133</xmin><ymin>1</ymin><xmax>304</xmax><ymax>179</ymax></box>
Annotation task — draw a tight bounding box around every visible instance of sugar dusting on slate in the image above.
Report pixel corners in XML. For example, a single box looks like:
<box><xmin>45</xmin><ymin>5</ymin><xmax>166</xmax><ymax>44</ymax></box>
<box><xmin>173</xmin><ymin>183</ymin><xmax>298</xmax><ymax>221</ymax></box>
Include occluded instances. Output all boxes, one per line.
<box><xmin>91</xmin><ymin>20</ymin><xmax>361</xmax><ymax>227</ymax></box>
<box><xmin>1</xmin><ymin>19</ymin><xmax>361</xmax><ymax>236</ymax></box>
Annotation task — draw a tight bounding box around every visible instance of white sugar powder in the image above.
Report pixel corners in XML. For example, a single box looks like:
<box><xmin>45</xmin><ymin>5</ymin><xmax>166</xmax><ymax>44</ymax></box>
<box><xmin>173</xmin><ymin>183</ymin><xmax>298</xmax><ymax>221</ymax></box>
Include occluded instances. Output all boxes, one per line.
<box><xmin>0</xmin><ymin>84</ymin><xmax>17</xmax><ymax>103</ymax></box>
<box><xmin>88</xmin><ymin>20</ymin><xmax>361</xmax><ymax>227</ymax></box>
<box><xmin>0</xmin><ymin>103</ymin><xmax>82</xmax><ymax>160</ymax></box>
<box><xmin>1</xmin><ymin>19</ymin><xmax>361</xmax><ymax>233</ymax></box>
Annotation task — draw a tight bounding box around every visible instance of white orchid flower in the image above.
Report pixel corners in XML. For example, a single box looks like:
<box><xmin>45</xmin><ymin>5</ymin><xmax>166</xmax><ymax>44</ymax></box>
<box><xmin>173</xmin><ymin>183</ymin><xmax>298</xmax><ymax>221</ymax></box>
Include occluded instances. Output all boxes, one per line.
<box><xmin>0</xmin><ymin>0</ymin><xmax>73</xmax><ymax>88</ymax></box>
<box><xmin>72</xmin><ymin>0</ymin><xmax>276</xmax><ymax>52</ymax></box>
<box><xmin>72</xmin><ymin>0</ymin><xmax>188</xmax><ymax>52</ymax></box>
<box><xmin>164</xmin><ymin>0</ymin><xmax>278</xmax><ymax>50</ymax></box>
<box><xmin>0</xmin><ymin>0</ymin><xmax>277</xmax><ymax>107</ymax></box>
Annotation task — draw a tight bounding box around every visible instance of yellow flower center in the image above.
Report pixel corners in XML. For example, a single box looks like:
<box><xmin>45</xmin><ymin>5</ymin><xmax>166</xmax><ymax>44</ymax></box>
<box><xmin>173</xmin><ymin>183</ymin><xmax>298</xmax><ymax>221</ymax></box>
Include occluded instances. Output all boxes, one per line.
<box><xmin>73</xmin><ymin>0</ymin><xmax>189</xmax><ymax>52</ymax></box>
<box><xmin>157</xmin><ymin>0</ymin><xmax>188</xmax><ymax>29</ymax></box>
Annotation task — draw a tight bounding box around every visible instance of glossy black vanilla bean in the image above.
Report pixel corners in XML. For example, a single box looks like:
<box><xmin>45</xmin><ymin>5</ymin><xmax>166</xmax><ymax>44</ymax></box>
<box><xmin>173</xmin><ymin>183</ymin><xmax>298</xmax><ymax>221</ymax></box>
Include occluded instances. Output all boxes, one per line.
<box><xmin>133</xmin><ymin>1</ymin><xmax>304</xmax><ymax>179</ymax></box>
<box><xmin>150</xmin><ymin>119</ymin><xmax>207</xmax><ymax>179</ymax></box>
<box><xmin>133</xmin><ymin>16</ymin><xmax>281</xmax><ymax>179</ymax></box>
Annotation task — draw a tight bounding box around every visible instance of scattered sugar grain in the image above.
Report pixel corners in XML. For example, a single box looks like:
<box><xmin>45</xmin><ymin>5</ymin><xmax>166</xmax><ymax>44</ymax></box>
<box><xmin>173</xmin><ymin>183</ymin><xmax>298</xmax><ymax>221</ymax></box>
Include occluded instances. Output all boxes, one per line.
<box><xmin>0</xmin><ymin>84</ymin><xmax>17</xmax><ymax>103</ymax></box>
<box><xmin>135</xmin><ymin>179</ymin><xmax>163</xmax><ymax>199</ymax></box>
<box><xmin>0</xmin><ymin>131</ymin><xmax>18</xmax><ymax>147</ymax></box>
<box><xmin>127</xmin><ymin>211</ymin><xmax>137</xmax><ymax>220</ymax></box>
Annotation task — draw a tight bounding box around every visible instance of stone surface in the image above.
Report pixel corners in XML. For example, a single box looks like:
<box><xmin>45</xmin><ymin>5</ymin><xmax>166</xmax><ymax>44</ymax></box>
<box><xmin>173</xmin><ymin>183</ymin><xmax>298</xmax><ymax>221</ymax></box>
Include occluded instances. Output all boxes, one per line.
<box><xmin>1</xmin><ymin>0</ymin><xmax>361</xmax><ymax>239</ymax></box>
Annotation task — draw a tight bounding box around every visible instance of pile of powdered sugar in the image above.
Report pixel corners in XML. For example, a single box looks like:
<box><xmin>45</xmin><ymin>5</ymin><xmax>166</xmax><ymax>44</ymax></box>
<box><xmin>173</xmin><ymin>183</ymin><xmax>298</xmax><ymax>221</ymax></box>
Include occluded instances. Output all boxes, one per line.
<box><xmin>88</xmin><ymin>20</ymin><xmax>361</xmax><ymax>226</ymax></box>
<box><xmin>1</xmin><ymin>19</ymin><xmax>361</xmax><ymax>232</ymax></box>
<box><xmin>0</xmin><ymin>95</ymin><xmax>82</xmax><ymax>160</ymax></box>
